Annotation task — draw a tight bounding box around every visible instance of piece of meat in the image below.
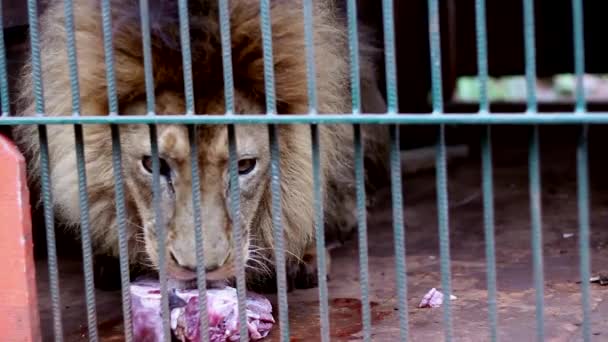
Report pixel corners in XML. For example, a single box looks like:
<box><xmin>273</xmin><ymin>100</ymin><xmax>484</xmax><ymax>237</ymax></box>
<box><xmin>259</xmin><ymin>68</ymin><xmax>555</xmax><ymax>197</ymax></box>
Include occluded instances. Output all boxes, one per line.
<box><xmin>131</xmin><ymin>280</ymin><xmax>275</xmax><ymax>341</ymax></box>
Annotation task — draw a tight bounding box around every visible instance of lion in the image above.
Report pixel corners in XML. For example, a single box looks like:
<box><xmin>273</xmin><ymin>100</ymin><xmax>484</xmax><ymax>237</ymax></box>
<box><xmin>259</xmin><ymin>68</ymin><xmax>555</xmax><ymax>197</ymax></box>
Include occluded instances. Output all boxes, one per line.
<box><xmin>13</xmin><ymin>0</ymin><xmax>389</xmax><ymax>291</ymax></box>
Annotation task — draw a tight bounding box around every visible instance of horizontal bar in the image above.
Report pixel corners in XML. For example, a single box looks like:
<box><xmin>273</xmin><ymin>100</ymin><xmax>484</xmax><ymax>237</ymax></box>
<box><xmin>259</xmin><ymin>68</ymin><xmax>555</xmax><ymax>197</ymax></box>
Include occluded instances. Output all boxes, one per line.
<box><xmin>5</xmin><ymin>113</ymin><xmax>608</xmax><ymax>125</ymax></box>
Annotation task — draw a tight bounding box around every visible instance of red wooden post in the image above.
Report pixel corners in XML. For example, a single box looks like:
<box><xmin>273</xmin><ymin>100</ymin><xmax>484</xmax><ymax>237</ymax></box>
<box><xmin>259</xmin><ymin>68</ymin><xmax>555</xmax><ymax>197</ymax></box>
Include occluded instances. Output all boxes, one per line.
<box><xmin>0</xmin><ymin>133</ymin><xmax>41</xmax><ymax>341</ymax></box>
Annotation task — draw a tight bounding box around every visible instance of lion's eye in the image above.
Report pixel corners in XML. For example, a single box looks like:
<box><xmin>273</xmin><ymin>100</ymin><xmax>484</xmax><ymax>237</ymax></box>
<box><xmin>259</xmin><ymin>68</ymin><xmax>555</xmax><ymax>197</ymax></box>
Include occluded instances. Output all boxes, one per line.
<box><xmin>238</xmin><ymin>158</ymin><xmax>257</xmax><ymax>175</ymax></box>
<box><xmin>142</xmin><ymin>155</ymin><xmax>172</xmax><ymax>178</ymax></box>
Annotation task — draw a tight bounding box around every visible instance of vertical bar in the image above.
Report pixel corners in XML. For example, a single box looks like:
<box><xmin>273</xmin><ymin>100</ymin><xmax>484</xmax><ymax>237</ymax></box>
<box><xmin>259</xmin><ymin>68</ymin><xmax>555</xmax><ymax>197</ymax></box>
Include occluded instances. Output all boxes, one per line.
<box><xmin>475</xmin><ymin>0</ymin><xmax>489</xmax><ymax>114</ymax></box>
<box><xmin>178</xmin><ymin>0</ymin><xmax>195</xmax><ymax>114</ymax></box>
<box><xmin>390</xmin><ymin>125</ymin><xmax>409</xmax><ymax>341</ymax></box>
<box><xmin>427</xmin><ymin>0</ymin><xmax>444</xmax><ymax>113</ymax></box>
<box><xmin>522</xmin><ymin>1</ymin><xmax>544</xmax><ymax>341</ymax></box>
<box><xmin>311</xmin><ymin>125</ymin><xmax>330</xmax><ymax>342</ymax></box>
<box><xmin>149</xmin><ymin>126</ymin><xmax>171</xmax><ymax>342</ymax></box>
<box><xmin>347</xmin><ymin>1</ymin><xmax>371</xmax><ymax>340</ymax></box>
<box><xmin>481</xmin><ymin>128</ymin><xmax>498</xmax><ymax>342</ymax></box>
<box><xmin>346</xmin><ymin>0</ymin><xmax>361</xmax><ymax>113</ymax></box>
<box><xmin>523</xmin><ymin>0</ymin><xmax>537</xmax><ymax>113</ymax></box>
<box><xmin>382</xmin><ymin>0</ymin><xmax>408</xmax><ymax>338</ymax></box>
<box><xmin>64</xmin><ymin>1</ymin><xmax>99</xmax><ymax>339</ymax></box>
<box><xmin>139</xmin><ymin>0</ymin><xmax>155</xmax><ymax>115</ymax></box>
<box><xmin>218</xmin><ymin>0</ymin><xmax>234</xmax><ymax>115</ymax></box>
<box><xmin>427</xmin><ymin>0</ymin><xmax>453</xmax><ymax>340</ymax></box>
<box><xmin>354</xmin><ymin>126</ymin><xmax>372</xmax><ymax>342</ymax></box>
<box><xmin>303</xmin><ymin>1</ymin><xmax>330</xmax><ymax>341</ymax></box>
<box><xmin>227</xmin><ymin>126</ymin><xmax>249</xmax><ymax>342</ymax></box>
<box><xmin>219</xmin><ymin>1</ymin><xmax>247</xmax><ymax>340</ymax></box>
<box><xmin>303</xmin><ymin>0</ymin><xmax>317</xmax><ymax>114</ymax></box>
<box><xmin>188</xmin><ymin>126</ymin><xmax>210</xmax><ymax>342</ymax></box>
<box><xmin>0</xmin><ymin>0</ymin><xmax>9</xmax><ymax>116</ymax></box>
<box><xmin>268</xmin><ymin>125</ymin><xmax>289</xmax><ymax>342</ymax></box>
<box><xmin>382</xmin><ymin>0</ymin><xmax>398</xmax><ymax>114</ymax></box>
<box><xmin>73</xmin><ymin>126</ymin><xmax>99</xmax><ymax>341</ymax></box>
<box><xmin>475</xmin><ymin>1</ymin><xmax>498</xmax><ymax>341</ymax></box>
<box><xmin>27</xmin><ymin>1</ymin><xmax>64</xmax><ymax>341</ymax></box>
<box><xmin>260</xmin><ymin>0</ymin><xmax>277</xmax><ymax>115</ymax></box>
<box><xmin>571</xmin><ymin>1</ymin><xmax>591</xmax><ymax>341</ymax></box>
<box><xmin>259</xmin><ymin>2</ymin><xmax>289</xmax><ymax>341</ymax></box>
<box><xmin>99</xmin><ymin>0</ymin><xmax>136</xmax><ymax>340</ymax></box>
<box><xmin>110</xmin><ymin>126</ymin><xmax>134</xmax><ymax>342</ymax></box>
<box><xmin>100</xmin><ymin>0</ymin><xmax>119</xmax><ymax>115</ymax></box>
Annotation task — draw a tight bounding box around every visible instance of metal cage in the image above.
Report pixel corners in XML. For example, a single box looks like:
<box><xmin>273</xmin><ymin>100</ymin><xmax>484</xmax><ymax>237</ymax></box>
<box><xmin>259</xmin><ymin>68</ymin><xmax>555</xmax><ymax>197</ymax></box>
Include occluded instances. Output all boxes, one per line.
<box><xmin>0</xmin><ymin>0</ymin><xmax>598</xmax><ymax>341</ymax></box>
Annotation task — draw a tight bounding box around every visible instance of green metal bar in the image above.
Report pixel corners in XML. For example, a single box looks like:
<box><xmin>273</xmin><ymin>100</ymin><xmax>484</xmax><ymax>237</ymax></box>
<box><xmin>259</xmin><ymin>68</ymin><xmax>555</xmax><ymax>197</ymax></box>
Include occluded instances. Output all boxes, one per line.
<box><xmin>522</xmin><ymin>1</ymin><xmax>545</xmax><ymax>341</ymax></box>
<box><xmin>382</xmin><ymin>0</ymin><xmax>398</xmax><ymax>113</ymax></box>
<box><xmin>100</xmin><ymin>0</ymin><xmax>119</xmax><ymax>115</ymax></box>
<box><xmin>571</xmin><ymin>1</ymin><xmax>591</xmax><ymax>341</ymax></box>
<box><xmin>74</xmin><ymin>125</ymin><xmax>99</xmax><ymax>342</ymax></box>
<box><xmin>475</xmin><ymin>1</ymin><xmax>498</xmax><ymax>341</ymax></box>
<box><xmin>227</xmin><ymin>125</ymin><xmax>249</xmax><ymax>342</ymax></box>
<box><xmin>110</xmin><ymin>125</ymin><xmax>134</xmax><ymax>342</ymax></box>
<box><xmin>62</xmin><ymin>1</ymin><xmax>99</xmax><ymax>339</ymax></box>
<box><xmin>149</xmin><ymin>125</ymin><xmax>171</xmax><ymax>342</ymax></box>
<box><xmin>188</xmin><ymin>125</ymin><xmax>210</xmax><ymax>342</ymax></box>
<box><xmin>27</xmin><ymin>1</ymin><xmax>64</xmax><ymax>341</ymax></box>
<box><xmin>528</xmin><ymin>125</ymin><xmax>545</xmax><ymax>342</ymax></box>
<box><xmin>475</xmin><ymin>0</ymin><xmax>489</xmax><ymax>114</ymax></box>
<box><xmin>572</xmin><ymin>0</ymin><xmax>586</xmax><ymax>113</ymax></box>
<box><xmin>139</xmin><ymin>0</ymin><xmax>155</xmax><ymax>115</ymax></box>
<box><xmin>303</xmin><ymin>0</ymin><xmax>318</xmax><ymax>114</ymax></box>
<box><xmin>354</xmin><ymin>125</ymin><xmax>372</xmax><ymax>342</ymax></box>
<box><xmin>427</xmin><ymin>0</ymin><xmax>444</xmax><ymax>113</ymax></box>
<box><xmin>218</xmin><ymin>0</ymin><xmax>235</xmax><ymax>114</ymax></box>
<box><xmin>576</xmin><ymin>125</ymin><xmax>592</xmax><ymax>342</ymax></box>
<box><xmin>178</xmin><ymin>0</ymin><xmax>195</xmax><ymax>114</ymax></box>
<box><xmin>481</xmin><ymin>127</ymin><xmax>498</xmax><ymax>342</ymax></box>
<box><xmin>311</xmin><ymin>125</ymin><xmax>330</xmax><ymax>342</ymax></box>
<box><xmin>6</xmin><ymin>113</ymin><xmax>608</xmax><ymax>125</ymax></box>
<box><xmin>347</xmin><ymin>0</ymin><xmax>361</xmax><ymax>113</ymax></box>
<box><xmin>427</xmin><ymin>0</ymin><xmax>453</xmax><ymax>340</ymax></box>
<box><xmin>302</xmin><ymin>3</ymin><xmax>330</xmax><ymax>340</ymax></box>
<box><xmin>435</xmin><ymin>124</ymin><xmax>453</xmax><ymax>342</ymax></box>
<box><xmin>523</xmin><ymin>0</ymin><xmax>537</xmax><ymax>113</ymax></box>
<box><xmin>390</xmin><ymin>125</ymin><xmax>409</xmax><ymax>341</ymax></box>
<box><xmin>260</xmin><ymin>2</ymin><xmax>289</xmax><ymax>340</ymax></box>
<box><xmin>260</xmin><ymin>0</ymin><xmax>277</xmax><ymax>115</ymax></box>
<box><xmin>0</xmin><ymin>0</ymin><xmax>9</xmax><ymax>116</ymax></box>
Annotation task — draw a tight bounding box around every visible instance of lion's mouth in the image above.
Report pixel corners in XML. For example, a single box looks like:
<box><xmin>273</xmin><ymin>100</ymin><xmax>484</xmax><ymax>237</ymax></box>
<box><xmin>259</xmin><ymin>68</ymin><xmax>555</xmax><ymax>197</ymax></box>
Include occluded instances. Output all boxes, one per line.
<box><xmin>166</xmin><ymin>262</ymin><xmax>235</xmax><ymax>290</ymax></box>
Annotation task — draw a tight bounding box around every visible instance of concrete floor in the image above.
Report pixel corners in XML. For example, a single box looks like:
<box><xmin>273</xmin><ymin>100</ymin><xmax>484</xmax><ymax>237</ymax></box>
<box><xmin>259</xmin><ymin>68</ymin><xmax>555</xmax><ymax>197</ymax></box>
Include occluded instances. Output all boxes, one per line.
<box><xmin>36</xmin><ymin>141</ymin><xmax>608</xmax><ymax>341</ymax></box>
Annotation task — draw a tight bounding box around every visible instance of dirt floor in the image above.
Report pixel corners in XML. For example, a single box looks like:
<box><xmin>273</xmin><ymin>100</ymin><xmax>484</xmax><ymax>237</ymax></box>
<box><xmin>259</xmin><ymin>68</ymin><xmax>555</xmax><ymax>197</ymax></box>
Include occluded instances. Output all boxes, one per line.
<box><xmin>35</xmin><ymin>136</ymin><xmax>608</xmax><ymax>341</ymax></box>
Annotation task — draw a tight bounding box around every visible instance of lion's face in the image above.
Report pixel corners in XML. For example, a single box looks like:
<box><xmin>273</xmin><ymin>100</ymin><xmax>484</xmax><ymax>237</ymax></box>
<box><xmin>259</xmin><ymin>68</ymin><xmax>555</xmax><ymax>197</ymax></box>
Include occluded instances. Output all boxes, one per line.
<box><xmin>120</xmin><ymin>92</ymin><xmax>272</xmax><ymax>282</ymax></box>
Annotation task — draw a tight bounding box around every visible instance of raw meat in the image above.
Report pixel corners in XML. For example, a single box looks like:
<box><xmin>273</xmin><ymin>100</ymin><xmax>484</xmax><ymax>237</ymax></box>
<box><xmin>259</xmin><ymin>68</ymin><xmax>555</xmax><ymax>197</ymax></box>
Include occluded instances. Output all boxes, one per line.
<box><xmin>131</xmin><ymin>280</ymin><xmax>275</xmax><ymax>341</ymax></box>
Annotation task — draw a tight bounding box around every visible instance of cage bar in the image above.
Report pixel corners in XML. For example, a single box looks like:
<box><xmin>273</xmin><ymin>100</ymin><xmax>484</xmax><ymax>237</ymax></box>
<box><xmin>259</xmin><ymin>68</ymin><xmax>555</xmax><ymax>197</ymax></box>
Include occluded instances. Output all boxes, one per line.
<box><xmin>110</xmin><ymin>125</ymin><xmax>134</xmax><ymax>342</ymax></box>
<box><xmin>302</xmin><ymin>2</ymin><xmax>331</xmax><ymax>341</ymax></box>
<box><xmin>178</xmin><ymin>0</ymin><xmax>195</xmax><ymax>115</ymax></box>
<box><xmin>188</xmin><ymin>125</ymin><xmax>211</xmax><ymax>342</ymax></box>
<box><xmin>26</xmin><ymin>0</ymin><xmax>65</xmax><ymax>340</ymax></box>
<box><xmin>227</xmin><ymin>126</ymin><xmax>249</xmax><ymax>342</ymax></box>
<box><xmin>259</xmin><ymin>1</ymin><xmax>290</xmax><ymax>340</ymax></box>
<box><xmin>571</xmin><ymin>1</ymin><xmax>592</xmax><ymax>341</ymax></box>
<box><xmin>0</xmin><ymin>0</ymin><xmax>9</xmax><ymax>116</ymax></box>
<box><xmin>347</xmin><ymin>1</ymin><xmax>372</xmax><ymax>341</ymax></box>
<box><xmin>382</xmin><ymin>0</ymin><xmax>398</xmax><ymax>114</ymax></box>
<box><xmin>140</xmin><ymin>0</ymin><xmax>155</xmax><ymax>115</ymax></box>
<box><xmin>149</xmin><ymin>126</ymin><xmax>172</xmax><ymax>342</ymax></box>
<box><xmin>522</xmin><ymin>1</ymin><xmax>545</xmax><ymax>341</ymax></box>
<box><xmin>63</xmin><ymin>0</ymin><xmax>99</xmax><ymax>339</ymax></box>
<box><xmin>427</xmin><ymin>0</ymin><xmax>454</xmax><ymax>340</ymax></box>
<box><xmin>347</xmin><ymin>0</ymin><xmax>361</xmax><ymax>114</ymax></box>
<box><xmin>474</xmin><ymin>1</ymin><xmax>498</xmax><ymax>341</ymax></box>
<box><xmin>389</xmin><ymin>124</ymin><xmax>409</xmax><ymax>341</ymax></box>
